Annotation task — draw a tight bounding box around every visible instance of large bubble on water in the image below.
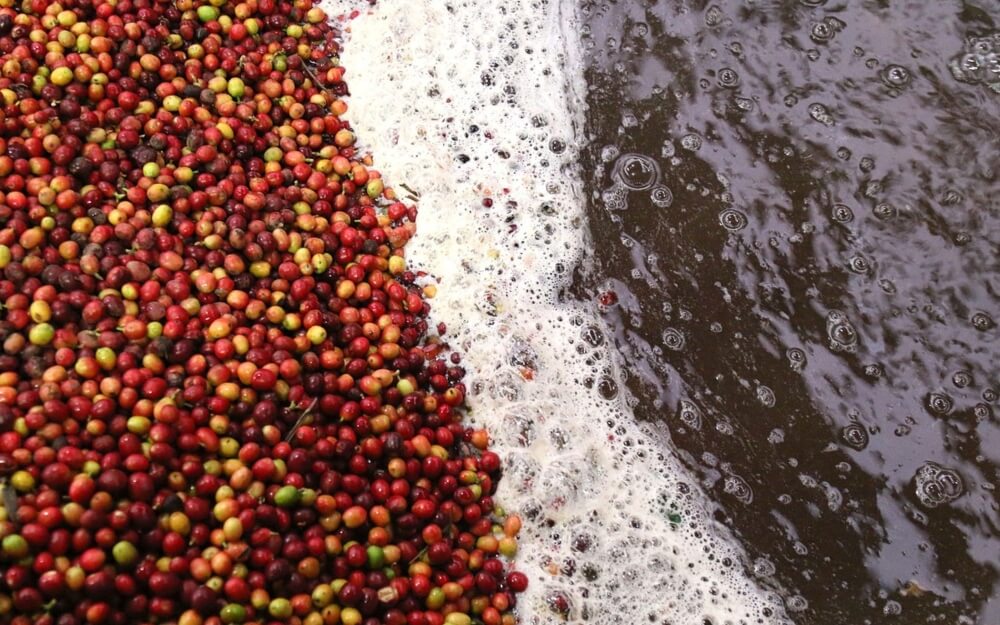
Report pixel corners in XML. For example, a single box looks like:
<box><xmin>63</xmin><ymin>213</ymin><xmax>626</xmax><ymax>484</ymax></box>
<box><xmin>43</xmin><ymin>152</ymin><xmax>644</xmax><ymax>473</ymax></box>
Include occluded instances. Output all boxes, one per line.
<box><xmin>334</xmin><ymin>1</ymin><xmax>791</xmax><ymax>623</ymax></box>
<box><xmin>949</xmin><ymin>33</ymin><xmax>1000</xmax><ymax>93</ymax></box>
<box><xmin>826</xmin><ymin>310</ymin><xmax>858</xmax><ymax>353</ymax></box>
<box><xmin>914</xmin><ymin>462</ymin><xmax>964</xmax><ymax>508</ymax></box>
<box><xmin>612</xmin><ymin>153</ymin><xmax>661</xmax><ymax>191</ymax></box>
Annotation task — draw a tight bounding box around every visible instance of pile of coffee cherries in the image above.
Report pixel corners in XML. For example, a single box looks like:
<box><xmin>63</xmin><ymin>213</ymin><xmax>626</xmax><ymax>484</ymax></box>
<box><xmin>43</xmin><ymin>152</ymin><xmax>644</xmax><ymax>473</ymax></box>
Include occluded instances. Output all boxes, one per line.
<box><xmin>0</xmin><ymin>0</ymin><xmax>527</xmax><ymax>624</ymax></box>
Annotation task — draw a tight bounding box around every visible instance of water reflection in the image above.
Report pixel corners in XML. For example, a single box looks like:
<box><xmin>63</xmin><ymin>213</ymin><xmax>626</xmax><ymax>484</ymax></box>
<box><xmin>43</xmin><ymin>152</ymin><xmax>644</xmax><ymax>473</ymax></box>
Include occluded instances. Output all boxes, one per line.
<box><xmin>576</xmin><ymin>0</ymin><xmax>1000</xmax><ymax>622</ymax></box>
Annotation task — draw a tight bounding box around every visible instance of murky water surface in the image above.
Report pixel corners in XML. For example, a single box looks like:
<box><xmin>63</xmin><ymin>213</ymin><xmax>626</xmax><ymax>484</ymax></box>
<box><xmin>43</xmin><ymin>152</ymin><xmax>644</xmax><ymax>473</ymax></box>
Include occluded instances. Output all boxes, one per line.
<box><xmin>574</xmin><ymin>0</ymin><xmax>1000</xmax><ymax>622</ymax></box>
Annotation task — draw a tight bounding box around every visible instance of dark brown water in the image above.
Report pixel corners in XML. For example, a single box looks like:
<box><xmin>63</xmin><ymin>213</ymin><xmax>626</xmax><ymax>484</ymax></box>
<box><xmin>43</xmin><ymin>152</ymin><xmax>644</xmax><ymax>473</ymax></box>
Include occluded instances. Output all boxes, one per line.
<box><xmin>574</xmin><ymin>0</ymin><xmax>1000</xmax><ymax>622</ymax></box>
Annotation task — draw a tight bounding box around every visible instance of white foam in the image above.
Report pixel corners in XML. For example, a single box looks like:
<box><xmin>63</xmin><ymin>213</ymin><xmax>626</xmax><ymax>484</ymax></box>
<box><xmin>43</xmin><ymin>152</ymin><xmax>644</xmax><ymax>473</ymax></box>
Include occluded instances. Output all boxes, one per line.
<box><xmin>329</xmin><ymin>1</ymin><xmax>791</xmax><ymax>623</ymax></box>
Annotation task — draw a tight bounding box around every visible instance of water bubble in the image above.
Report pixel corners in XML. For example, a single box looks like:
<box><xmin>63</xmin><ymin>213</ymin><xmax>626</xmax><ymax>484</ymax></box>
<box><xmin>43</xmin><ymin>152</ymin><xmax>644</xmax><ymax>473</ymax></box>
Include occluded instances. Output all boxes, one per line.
<box><xmin>987</xmin><ymin>52</ymin><xmax>1000</xmax><ymax>79</ymax></box>
<box><xmin>502</xmin><ymin>413</ymin><xmax>536</xmax><ymax>448</ymax></box>
<box><xmin>538</xmin><ymin>457</ymin><xmax>591</xmax><ymax>506</ymax></box>
<box><xmin>873</xmin><ymin>202</ymin><xmax>897</xmax><ymax>220</ymax></box>
<box><xmin>974</xmin><ymin>403</ymin><xmax>992</xmax><ymax>420</ymax></box>
<box><xmin>719</xmin><ymin>208</ymin><xmax>748</xmax><ymax>231</ymax></box>
<box><xmin>723</xmin><ymin>475</ymin><xmax>754</xmax><ymax>504</ymax></box>
<box><xmin>679</xmin><ymin>400</ymin><xmax>703</xmax><ymax>430</ymax></box>
<box><xmin>680</xmin><ymin>133</ymin><xmax>703</xmax><ymax>151</ymax></box>
<box><xmin>786</xmin><ymin>595</ymin><xmax>809</xmax><ymax>612</ymax></box>
<box><xmin>491</xmin><ymin>371</ymin><xmax>525</xmax><ymax>402</ymax></box>
<box><xmin>662</xmin><ymin>328</ymin><xmax>686</xmax><ymax>351</ymax></box>
<box><xmin>597</xmin><ymin>376</ymin><xmax>619</xmax><ymax>400</ymax></box>
<box><xmin>925</xmin><ymin>392</ymin><xmax>954</xmax><ymax>416</ymax></box>
<box><xmin>808</xmin><ymin>102</ymin><xmax>834</xmax><ymax>125</ymax></box>
<box><xmin>718</xmin><ymin>67</ymin><xmax>740</xmax><ymax>88</ymax></box>
<box><xmin>971</xmin><ymin>311</ymin><xmax>995</xmax><ymax>331</ymax></box>
<box><xmin>881</xmin><ymin>64</ymin><xmax>912</xmax><ymax>88</ymax></box>
<box><xmin>786</xmin><ymin>347</ymin><xmax>807</xmax><ymax>371</ymax></box>
<box><xmin>549</xmin><ymin>138</ymin><xmax>566</xmax><ymax>154</ymax></box>
<box><xmin>831</xmin><ymin>203</ymin><xmax>854</xmax><ymax>223</ymax></box>
<box><xmin>704</xmin><ymin>5</ymin><xmax>724</xmax><ymax>27</ymax></box>
<box><xmin>581</xmin><ymin>325</ymin><xmax>605</xmax><ymax>347</ymax></box>
<box><xmin>612</xmin><ymin>153</ymin><xmax>661</xmax><ymax>191</ymax></box>
<box><xmin>756</xmin><ymin>385</ymin><xmax>776</xmax><ymax>408</ymax></box>
<box><xmin>848</xmin><ymin>255</ymin><xmax>871</xmax><ymax>274</ymax></box>
<box><xmin>863</xmin><ymin>180</ymin><xmax>883</xmax><ymax>199</ymax></box>
<box><xmin>509</xmin><ymin>339</ymin><xmax>539</xmax><ymax>370</ymax></box>
<box><xmin>547</xmin><ymin>426</ymin><xmax>570</xmax><ymax>450</ymax></box>
<box><xmin>650</xmin><ymin>185</ymin><xmax>673</xmax><ymax>208</ymax></box>
<box><xmin>841</xmin><ymin>423</ymin><xmax>869</xmax><ymax>450</ymax></box>
<box><xmin>950</xmin><ymin>34</ymin><xmax>1000</xmax><ymax>90</ymax></box>
<box><xmin>941</xmin><ymin>190</ymin><xmax>964</xmax><ymax>207</ymax></box>
<box><xmin>864</xmin><ymin>363</ymin><xmax>884</xmax><ymax>378</ymax></box>
<box><xmin>914</xmin><ymin>462</ymin><xmax>964</xmax><ymax>508</ymax></box>
<box><xmin>753</xmin><ymin>557</ymin><xmax>776</xmax><ymax>577</ymax></box>
<box><xmin>952</xmin><ymin>370</ymin><xmax>973</xmax><ymax>388</ymax></box>
<box><xmin>826</xmin><ymin>310</ymin><xmax>858</xmax><ymax>353</ymax></box>
<box><xmin>883</xmin><ymin>600</ymin><xmax>903</xmax><ymax>616</ymax></box>
<box><xmin>957</xmin><ymin>54</ymin><xmax>982</xmax><ymax>79</ymax></box>
<box><xmin>810</xmin><ymin>21</ymin><xmax>834</xmax><ymax>44</ymax></box>
<box><xmin>602</xmin><ymin>184</ymin><xmax>627</xmax><ymax>211</ymax></box>
<box><xmin>823</xmin><ymin>483</ymin><xmax>844</xmax><ymax>511</ymax></box>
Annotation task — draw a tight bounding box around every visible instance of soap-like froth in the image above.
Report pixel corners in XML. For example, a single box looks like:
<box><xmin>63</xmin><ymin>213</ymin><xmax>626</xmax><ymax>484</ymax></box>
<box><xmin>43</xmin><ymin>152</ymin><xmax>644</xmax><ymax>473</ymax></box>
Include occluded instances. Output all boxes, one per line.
<box><xmin>329</xmin><ymin>1</ymin><xmax>792</xmax><ymax>622</ymax></box>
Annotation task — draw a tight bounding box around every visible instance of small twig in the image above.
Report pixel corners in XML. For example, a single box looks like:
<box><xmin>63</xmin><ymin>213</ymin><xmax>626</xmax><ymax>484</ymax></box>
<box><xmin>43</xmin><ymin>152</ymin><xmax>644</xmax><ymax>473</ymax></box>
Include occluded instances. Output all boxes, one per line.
<box><xmin>458</xmin><ymin>441</ymin><xmax>482</xmax><ymax>459</ymax></box>
<box><xmin>302</xmin><ymin>64</ymin><xmax>322</xmax><ymax>86</ymax></box>
<box><xmin>399</xmin><ymin>183</ymin><xmax>421</xmax><ymax>199</ymax></box>
<box><xmin>285</xmin><ymin>397</ymin><xmax>320</xmax><ymax>442</ymax></box>
<box><xmin>303</xmin><ymin>64</ymin><xmax>340</xmax><ymax>102</ymax></box>
<box><xmin>2</xmin><ymin>480</ymin><xmax>17</xmax><ymax>525</ymax></box>
<box><xmin>408</xmin><ymin>545</ymin><xmax>429</xmax><ymax>564</ymax></box>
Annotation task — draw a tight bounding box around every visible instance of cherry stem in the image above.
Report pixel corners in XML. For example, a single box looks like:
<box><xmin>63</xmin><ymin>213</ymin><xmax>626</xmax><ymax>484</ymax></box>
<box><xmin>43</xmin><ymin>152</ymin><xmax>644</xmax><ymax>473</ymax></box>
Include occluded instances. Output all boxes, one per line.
<box><xmin>285</xmin><ymin>397</ymin><xmax>320</xmax><ymax>442</ymax></box>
